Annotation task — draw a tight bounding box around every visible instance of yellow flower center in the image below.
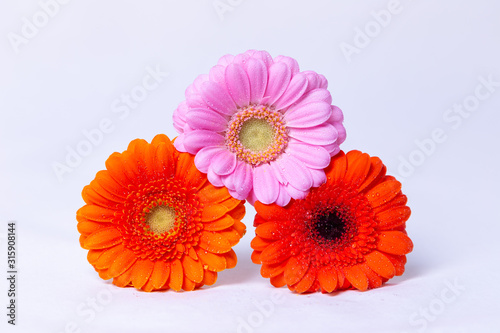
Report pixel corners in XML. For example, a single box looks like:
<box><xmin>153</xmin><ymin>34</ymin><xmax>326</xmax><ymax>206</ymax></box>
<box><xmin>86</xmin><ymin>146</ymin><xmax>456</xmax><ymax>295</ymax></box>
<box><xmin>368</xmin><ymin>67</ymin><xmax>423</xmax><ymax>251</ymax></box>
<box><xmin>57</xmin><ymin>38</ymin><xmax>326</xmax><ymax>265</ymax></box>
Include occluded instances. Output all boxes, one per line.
<box><xmin>225</xmin><ymin>105</ymin><xmax>288</xmax><ymax>166</ymax></box>
<box><xmin>146</xmin><ymin>205</ymin><xmax>177</xmax><ymax>235</ymax></box>
<box><xmin>238</xmin><ymin>118</ymin><xmax>275</xmax><ymax>152</ymax></box>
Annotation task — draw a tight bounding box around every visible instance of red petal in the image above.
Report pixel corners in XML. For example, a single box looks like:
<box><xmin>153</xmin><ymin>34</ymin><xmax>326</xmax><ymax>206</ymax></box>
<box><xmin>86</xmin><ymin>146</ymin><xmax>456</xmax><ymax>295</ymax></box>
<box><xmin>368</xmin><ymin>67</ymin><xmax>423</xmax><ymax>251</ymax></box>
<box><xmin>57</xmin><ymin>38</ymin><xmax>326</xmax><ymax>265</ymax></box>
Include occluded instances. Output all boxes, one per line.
<box><xmin>377</xmin><ymin>231</ymin><xmax>413</xmax><ymax>255</ymax></box>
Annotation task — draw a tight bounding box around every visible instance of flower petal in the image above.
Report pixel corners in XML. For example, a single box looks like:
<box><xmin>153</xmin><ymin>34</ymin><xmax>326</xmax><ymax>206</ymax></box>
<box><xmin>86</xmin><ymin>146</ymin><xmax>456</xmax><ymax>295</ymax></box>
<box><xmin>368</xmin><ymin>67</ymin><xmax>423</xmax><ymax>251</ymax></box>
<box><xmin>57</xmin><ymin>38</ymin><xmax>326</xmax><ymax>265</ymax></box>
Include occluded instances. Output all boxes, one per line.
<box><xmin>169</xmin><ymin>259</ymin><xmax>184</xmax><ymax>291</ymax></box>
<box><xmin>274</xmin><ymin>73</ymin><xmax>308</xmax><ymax>110</ymax></box>
<box><xmin>288</xmin><ymin>141</ymin><xmax>331</xmax><ymax>169</ymax></box>
<box><xmin>211</xmin><ymin>150</ymin><xmax>237</xmax><ymax>176</ymax></box>
<box><xmin>366</xmin><ymin>180</ymin><xmax>402</xmax><ymax>207</ymax></box>
<box><xmin>200</xmin><ymin>80</ymin><xmax>237</xmax><ymax>115</ymax></box>
<box><xmin>275</xmin><ymin>155</ymin><xmax>313</xmax><ymax>192</ymax></box>
<box><xmin>225</xmin><ymin>63</ymin><xmax>251</xmax><ymax>107</ymax></box>
<box><xmin>377</xmin><ymin>231</ymin><xmax>413</xmax><ymax>255</ymax></box>
<box><xmin>264</xmin><ymin>62</ymin><xmax>291</xmax><ymax>105</ymax></box>
<box><xmin>253</xmin><ymin>163</ymin><xmax>280</xmax><ymax>204</ymax></box>
<box><xmin>289</xmin><ymin>123</ymin><xmax>338</xmax><ymax>146</ymax></box>
<box><xmin>259</xmin><ymin>239</ymin><xmax>290</xmax><ymax>264</ymax></box>
<box><xmin>186</xmin><ymin>108</ymin><xmax>228</xmax><ymax>132</ymax></box>
<box><xmin>183</xmin><ymin>130</ymin><xmax>225</xmax><ymax>154</ymax></box>
<box><xmin>274</xmin><ymin>55</ymin><xmax>300</xmax><ymax>74</ymax></box>
<box><xmin>284</xmin><ymin>257</ymin><xmax>309</xmax><ymax>285</ymax></box>
<box><xmin>377</xmin><ymin>206</ymin><xmax>411</xmax><ymax>229</ymax></box>
<box><xmin>83</xmin><ymin>227</ymin><xmax>122</xmax><ymax>250</ymax></box>
<box><xmin>150</xmin><ymin>261</ymin><xmax>170</xmax><ymax>290</ymax></box>
<box><xmin>131</xmin><ymin>259</ymin><xmax>154</xmax><ymax>290</ymax></box>
<box><xmin>245</xmin><ymin>58</ymin><xmax>268</xmax><ymax>104</ymax></box>
<box><xmin>364</xmin><ymin>251</ymin><xmax>396</xmax><ymax>279</ymax></box>
<box><xmin>108</xmin><ymin>249</ymin><xmax>137</xmax><ymax>277</ymax></box>
<box><xmin>199</xmin><ymin>231</ymin><xmax>232</xmax><ymax>253</ymax></box>
<box><xmin>194</xmin><ymin>146</ymin><xmax>224</xmax><ymax>173</ymax></box>
<box><xmin>318</xmin><ymin>266</ymin><xmax>338</xmax><ymax>293</ymax></box>
<box><xmin>285</xmin><ymin>101</ymin><xmax>332</xmax><ymax>128</ymax></box>
<box><xmin>232</xmin><ymin>161</ymin><xmax>253</xmax><ymax>199</ymax></box>
<box><xmin>197</xmin><ymin>248</ymin><xmax>227</xmax><ymax>272</ymax></box>
<box><xmin>344</xmin><ymin>265</ymin><xmax>369</xmax><ymax>291</ymax></box>
<box><xmin>182</xmin><ymin>256</ymin><xmax>204</xmax><ymax>283</ymax></box>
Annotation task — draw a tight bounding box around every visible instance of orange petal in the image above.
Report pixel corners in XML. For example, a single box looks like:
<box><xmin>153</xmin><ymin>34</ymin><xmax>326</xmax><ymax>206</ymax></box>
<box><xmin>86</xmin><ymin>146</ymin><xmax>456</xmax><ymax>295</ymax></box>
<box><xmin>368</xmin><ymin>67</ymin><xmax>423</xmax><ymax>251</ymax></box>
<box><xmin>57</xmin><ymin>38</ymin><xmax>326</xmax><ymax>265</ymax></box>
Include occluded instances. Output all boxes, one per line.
<box><xmin>317</xmin><ymin>266</ymin><xmax>338</xmax><ymax>293</ymax></box>
<box><xmin>202</xmin><ymin>270</ymin><xmax>218</xmax><ymax>286</ymax></box>
<box><xmin>270</xmin><ymin>273</ymin><xmax>286</xmax><ymax>288</ymax></box>
<box><xmin>112</xmin><ymin>266</ymin><xmax>133</xmax><ymax>288</ymax></box>
<box><xmin>261</xmin><ymin>261</ymin><xmax>286</xmax><ymax>278</ymax></box>
<box><xmin>198</xmin><ymin>185</ymin><xmax>232</xmax><ymax>204</ymax></box>
<box><xmin>182</xmin><ymin>277</ymin><xmax>197</xmax><ymax>291</ymax></box>
<box><xmin>182</xmin><ymin>255</ymin><xmax>204</xmax><ymax>283</ymax></box>
<box><xmin>344</xmin><ymin>151</ymin><xmax>370</xmax><ymax>186</ymax></box>
<box><xmin>228</xmin><ymin>204</ymin><xmax>246</xmax><ymax>221</ymax></box>
<box><xmin>202</xmin><ymin>215</ymin><xmax>234</xmax><ymax>231</ymax></box>
<box><xmin>259</xmin><ymin>239</ymin><xmax>291</xmax><ymax>264</ymax></box>
<box><xmin>95</xmin><ymin>244</ymin><xmax>124</xmax><ymax>269</ymax></box>
<box><xmin>104</xmin><ymin>153</ymin><xmax>132</xmax><ymax>189</ymax></box>
<box><xmin>255</xmin><ymin>221</ymin><xmax>281</xmax><ymax>240</ymax></box>
<box><xmin>108</xmin><ymin>249</ymin><xmax>137</xmax><ymax>277</ymax></box>
<box><xmin>169</xmin><ymin>259</ymin><xmax>183</xmax><ymax>291</ymax></box>
<box><xmin>77</xmin><ymin>221</ymin><xmax>107</xmax><ymax>235</ymax></box>
<box><xmin>377</xmin><ymin>231</ymin><xmax>413</xmax><ymax>255</ymax></box>
<box><xmin>219</xmin><ymin>228</ymin><xmax>242</xmax><ymax>246</ymax></box>
<box><xmin>360</xmin><ymin>263</ymin><xmax>383</xmax><ymax>289</ymax></box>
<box><xmin>232</xmin><ymin>220</ymin><xmax>246</xmax><ymax>237</ymax></box>
<box><xmin>82</xmin><ymin>185</ymin><xmax>116</xmax><ymax>208</ymax></box>
<box><xmin>176</xmin><ymin>152</ymin><xmax>206</xmax><ymax>190</ymax></box>
<box><xmin>222</xmin><ymin>249</ymin><xmax>237</xmax><ymax>269</ymax></box>
<box><xmin>196</xmin><ymin>248</ymin><xmax>227</xmax><ymax>272</ymax></box>
<box><xmin>131</xmin><ymin>259</ymin><xmax>154</xmax><ymax>289</ymax></box>
<box><xmin>366</xmin><ymin>180</ymin><xmax>402</xmax><ymax>207</ymax></box>
<box><xmin>325</xmin><ymin>151</ymin><xmax>347</xmax><ymax>183</ymax></box>
<box><xmin>284</xmin><ymin>257</ymin><xmax>309</xmax><ymax>285</ymax></box>
<box><xmin>250</xmin><ymin>236</ymin><xmax>272</xmax><ymax>251</ymax></box>
<box><xmin>374</xmin><ymin>194</ymin><xmax>408</xmax><ymax>214</ymax></box>
<box><xmin>77</xmin><ymin>205</ymin><xmax>116</xmax><ymax>223</ymax></box>
<box><xmin>358</xmin><ymin>156</ymin><xmax>384</xmax><ymax>193</ymax></box>
<box><xmin>150</xmin><ymin>261</ymin><xmax>170</xmax><ymax>290</ymax></box>
<box><xmin>142</xmin><ymin>279</ymin><xmax>156</xmax><ymax>292</ymax></box>
<box><xmin>254</xmin><ymin>201</ymin><xmax>287</xmax><ymax>221</ymax></box>
<box><xmin>83</xmin><ymin>227</ymin><xmax>122</xmax><ymax>250</ymax></box>
<box><xmin>93</xmin><ymin>170</ymin><xmax>128</xmax><ymax>199</ymax></box>
<box><xmin>291</xmin><ymin>269</ymin><xmax>316</xmax><ymax>293</ymax></box>
<box><xmin>376</xmin><ymin>206</ymin><xmax>411</xmax><ymax>230</ymax></box>
<box><xmin>201</xmin><ymin>204</ymin><xmax>228</xmax><ymax>222</ymax></box>
<box><xmin>151</xmin><ymin>133</ymin><xmax>171</xmax><ymax>146</ymax></box>
<box><xmin>154</xmin><ymin>141</ymin><xmax>175</xmax><ymax>177</ymax></box>
<box><xmin>251</xmin><ymin>250</ymin><xmax>262</xmax><ymax>264</ymax></box>
<box><xmin>87</xmin><ymin>249</ymin><xmax>104</xmax><ymax>265</ymax></box>
<box><xmin>385</xmin><ymin>253</ymin><xmax>407</xmax><ymax>275</ymax></box>
<box><xmin>344</xmin><ymin>265</ymin><xmax>369</xmax><ymax>291</ymax></box>
<box><xmin>199</xmin><ymin>231</ymin><xmax>232</xmax><ymax>253</ymax></box>
<box><xmin>188</xmin><ymin>247</ymin><xmax>199</xmax><ymax>260</ymax></box>
<box><xmin>364</xmin><ymin>251</ymin><xmax>396</xmax><ymax>279</ymax></box>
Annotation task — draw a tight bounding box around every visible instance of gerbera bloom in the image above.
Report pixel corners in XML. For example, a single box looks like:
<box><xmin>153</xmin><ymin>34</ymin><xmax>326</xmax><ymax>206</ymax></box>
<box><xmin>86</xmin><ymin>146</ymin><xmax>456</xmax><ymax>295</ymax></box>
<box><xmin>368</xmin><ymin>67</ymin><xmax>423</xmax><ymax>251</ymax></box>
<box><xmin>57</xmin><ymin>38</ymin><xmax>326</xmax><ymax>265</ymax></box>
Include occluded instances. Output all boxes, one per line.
<box><xmin>173</xmin><ymin>50</ymin><xmax>346</xmax><ymax>206</ymax></box>
<box><xmin>251</xmin><ymin>150</ymin><xmax>413</xmax><ymax>293</ymax></box>
<box><xmin>76</xmin><ymin>135</ymin><xmax>246</xmax><ymax>292</ymax></box>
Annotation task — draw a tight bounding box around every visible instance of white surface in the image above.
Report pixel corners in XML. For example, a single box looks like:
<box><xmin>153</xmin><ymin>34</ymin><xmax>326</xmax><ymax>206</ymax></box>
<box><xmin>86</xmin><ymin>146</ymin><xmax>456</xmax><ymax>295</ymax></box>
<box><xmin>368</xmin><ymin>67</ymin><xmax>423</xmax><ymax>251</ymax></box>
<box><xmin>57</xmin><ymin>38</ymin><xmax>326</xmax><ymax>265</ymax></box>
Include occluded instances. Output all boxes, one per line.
<box><xmin>1</xmin><ymin>0</ymin><xmax>500</xmax><ymax>332</ymax></box>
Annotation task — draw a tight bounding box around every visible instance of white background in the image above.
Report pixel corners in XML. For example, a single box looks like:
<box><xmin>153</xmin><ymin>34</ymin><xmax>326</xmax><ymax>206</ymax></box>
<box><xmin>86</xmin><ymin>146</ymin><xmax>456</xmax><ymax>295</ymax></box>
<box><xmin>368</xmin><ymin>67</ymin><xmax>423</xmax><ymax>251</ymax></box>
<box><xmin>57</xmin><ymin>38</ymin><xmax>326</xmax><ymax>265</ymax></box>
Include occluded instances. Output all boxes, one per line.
<box><xmin>1</xmin><ymin>0</ymin><xmax>499</xmax><ymax>332</ymax></box>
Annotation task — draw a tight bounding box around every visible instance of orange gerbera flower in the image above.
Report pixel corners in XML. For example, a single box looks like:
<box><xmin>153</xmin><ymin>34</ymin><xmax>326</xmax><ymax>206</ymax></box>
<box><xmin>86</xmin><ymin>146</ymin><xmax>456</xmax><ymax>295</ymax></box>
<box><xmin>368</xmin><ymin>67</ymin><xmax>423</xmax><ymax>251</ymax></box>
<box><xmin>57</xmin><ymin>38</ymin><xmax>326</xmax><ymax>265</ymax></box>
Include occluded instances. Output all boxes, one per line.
<box><xmin>77</xmin><ymin>134</ymin><xmax>246</xmax><ymax>292</ymax></box>
<box><xmin>251</xmin><ymin>150</ymin><xmax>413</xmax><ymax>293</ymax></box>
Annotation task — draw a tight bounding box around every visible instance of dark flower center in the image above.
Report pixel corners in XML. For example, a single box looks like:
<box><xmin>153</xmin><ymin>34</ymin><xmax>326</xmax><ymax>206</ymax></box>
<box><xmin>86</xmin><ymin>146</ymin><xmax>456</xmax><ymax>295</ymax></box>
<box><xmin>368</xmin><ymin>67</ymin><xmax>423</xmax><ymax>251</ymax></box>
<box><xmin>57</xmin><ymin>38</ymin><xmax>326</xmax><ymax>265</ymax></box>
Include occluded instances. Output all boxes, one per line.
<box><xmin>314</xmin><ymin>210</ymin><xmax>347</xmax><ymax>241</ymax></box>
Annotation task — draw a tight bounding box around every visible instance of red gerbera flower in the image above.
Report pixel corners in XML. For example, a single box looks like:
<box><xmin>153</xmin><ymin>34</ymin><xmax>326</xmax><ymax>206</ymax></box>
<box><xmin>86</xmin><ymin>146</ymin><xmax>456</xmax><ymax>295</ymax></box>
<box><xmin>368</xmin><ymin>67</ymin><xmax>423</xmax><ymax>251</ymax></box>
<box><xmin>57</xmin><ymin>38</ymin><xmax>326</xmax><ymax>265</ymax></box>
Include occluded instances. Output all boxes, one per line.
<box><xmin>77</xmin><ymin>135</ymin><xmax>246</xmax><ymax>292</ymax></box>
<box><xmin>251</xmin><ymin>150</ymin><xmax>413</xmax><ymax>293</ymax></box>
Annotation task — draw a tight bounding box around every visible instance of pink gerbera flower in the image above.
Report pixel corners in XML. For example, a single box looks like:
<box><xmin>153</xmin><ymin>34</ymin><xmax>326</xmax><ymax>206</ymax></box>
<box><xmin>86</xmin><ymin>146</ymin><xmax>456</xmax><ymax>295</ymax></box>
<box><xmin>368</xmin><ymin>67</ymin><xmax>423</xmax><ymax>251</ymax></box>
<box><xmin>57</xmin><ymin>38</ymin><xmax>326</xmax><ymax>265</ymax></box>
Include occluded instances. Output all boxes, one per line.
<box><xmin>173</xmin><ymin>50</ymin><xmax>346</xmax><ymax>206</ymax></box>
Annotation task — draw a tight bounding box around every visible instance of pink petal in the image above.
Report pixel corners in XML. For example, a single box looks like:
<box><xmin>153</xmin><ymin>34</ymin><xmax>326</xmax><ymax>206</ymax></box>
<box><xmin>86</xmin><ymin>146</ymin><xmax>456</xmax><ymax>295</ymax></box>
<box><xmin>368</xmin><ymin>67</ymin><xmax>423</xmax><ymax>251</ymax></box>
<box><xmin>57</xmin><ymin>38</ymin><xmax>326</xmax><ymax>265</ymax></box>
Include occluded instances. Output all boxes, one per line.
<box><xmin>263</xmin><ymin>62</ymin><xmax>291</xmax><ymax>106</ymax></box>
<box><xmin>233</xmin><ymin>161</ymin><xmax>253</xmax><ymax>198</ymax></box>
<box><xmin>228</xmin><ymin>188</ymin><xmax>246</xmax><ymax>200</ymax></box>
<box><xmin>245</xmin><ymin>58</ymin><xmax>268</xmax><ymax>104</ymax></box>
<box><xmin>329</xmin><ymin>105</ymin><xmax>344</xmax><ymax>122</ymax></box>
<box><xmin>253</xmin><ymin>163</ymin><xmax>279</xmax><ymax>204</ymax></box>
<box><xmin>186</xmin><ymin>108</ymin><xmax>228</xmax><ymax>132</ymax></box>
<box><xmin>251</xmin><ymin>50</ymin><xmax>273</xmax><ymax>68</ymax></box>
<box><xmin>186</xmin><ymin>93</ymin><xmax>207</xmax><ymax>109</ymax></box>
<box><xmin>284</xmin><ymin>183</ymin><xmax>308</xmax><ymax>200</ymax></box>
<box><xmin>302</xmin><ymin>71</ymin><xmax>321</xmax><ymax>92</ymax></box>
<box><xmin>333</xmin><ymin>122</ymin><xmax>346</xmax><ymax>145</ymax></box>
<box><xmin>193</xmin><ymin>74</ymin><xmax>209</xmax><ymax>92</ymax></box>
<box><xmin>275</xmin><ymin>155</ymin><xmax>313</xmax><ymax>192</ymax></box>
<box><xmin>284</xmin><ymin>101</ymin><xmax>331</xmax><ymax>128</ymax></box>
<box><xmin>183</xmin><ymin>130</ymin><xmax>225</xmax><ymax>154</ymax></box>
<box><xmin>293</xmin><ymin>88</ymin><xmax>332</xmax><ymax>108</ymax></box>
<box><xmin>273</xmin><ymin>73</ymin><xmax>308</xmax><ymax>111</ymax></box>
<box><xmin>323</xmin><ymin>143</ymin><xmax>341</xmax><ymax>156</ymax></box>
<box><xmin>308</xmin><ymin>168</ymin><xmax>327</xmax><ymax>187</ymax></box>
<box><xmin>275</xmin><ymin>185</ymin><xmax>292</xmax><ymax>207</ymax></box>
<box><xmin>209</xmin><ymin>65</ymin><xmax>226</xmax><ymax>86</ymax></box>
<box><xmin>200</xmin><ymin>81</ymin><xmax>237</xmax><ymax>115</ymax></box>
<box><xmin>173</xmin><ymin>133</ymin><xmax>187</xmax><ymax>152</ymax></box>
<box><xmin>194</xmin><ymin>146</ymin><xmax>224</xmax><ymax>173</ymax></box>
<box><xmin>246</xmin><ymin>189</ymin><xmax>258</xmax><ymax>205</ymax></box>
<box><xmin>217</xmin><ymin>54</ymin><xmax>234</xmax><ymax>66</ymax></box>
<box><xmin>270</xmin><ymin>160</ymin><xmax>286</xmax><ymax>184</ymax></box>
<box><xmin>207</xmin><ymin>167</ymin><xmax>224</xmax><ymax>187</ymax></box>
<box><xmin>173</xmin><ymin>101</ymin><xmax>188</xmax><ymax>133</ymax></box>
<box><xmin>318</xmin><ymin>74</ymin><xmax>328</xmax><ymax>89</ymax></box>
<box><xmin>288</xmin><ymin>141</ymin><xmax>331</xmax><ymax>169</ymax></box>
<box><xmin>211</xmin><ymin>150</ymin><xmax>237</xmax><ymax>176</ymax></box>
<box><xmin>274</xmin><ymin>55</ymin><xmax>300</xmax><ymax>74</ymax></box>
<box><xmin>289</xmin><ymin>123</ymin><xmax>338</xmax><ymax>146</ymax></box>
<box><xmin>225</xmin><ymin>63</ymin><xmax>251</xmax><ymax>107</ymax></box>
